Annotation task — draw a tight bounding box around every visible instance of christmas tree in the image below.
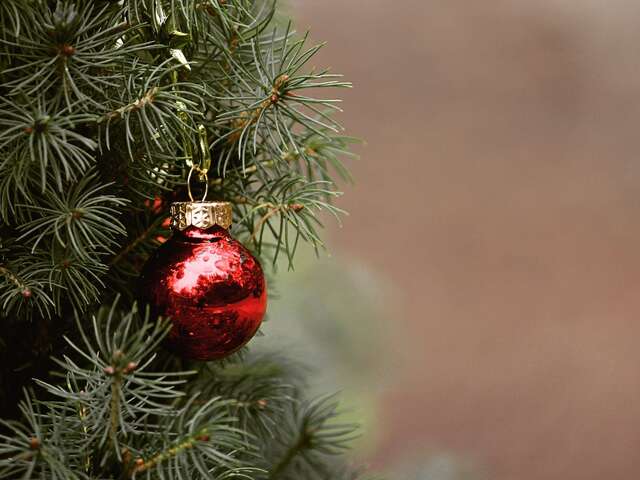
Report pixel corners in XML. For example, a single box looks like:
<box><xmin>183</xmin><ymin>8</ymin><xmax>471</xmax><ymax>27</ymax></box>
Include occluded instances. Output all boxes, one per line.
<box><xmin>0</xmin><ymin>1</ymin><xmax>365</xmax><ymax>478</ymax></box>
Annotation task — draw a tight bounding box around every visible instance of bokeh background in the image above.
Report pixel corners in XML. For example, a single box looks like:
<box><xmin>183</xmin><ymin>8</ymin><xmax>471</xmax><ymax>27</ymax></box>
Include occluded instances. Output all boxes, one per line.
<box><xmin>263</xmin><ymin>1</ymin><xmax>640</xmax><ymax>479</ymax></box>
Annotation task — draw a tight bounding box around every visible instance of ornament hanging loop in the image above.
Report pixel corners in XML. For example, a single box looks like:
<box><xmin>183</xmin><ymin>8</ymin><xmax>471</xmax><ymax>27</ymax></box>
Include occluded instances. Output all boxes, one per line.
<box><xmin>187</xmin><ymin>166</ymin><xmax>208</xmax><ymax>202</ymax></box>
<box><xmin>186</xmin><ymin>125</ymin><xmax>212</xmax><ymax>202</ymax></box>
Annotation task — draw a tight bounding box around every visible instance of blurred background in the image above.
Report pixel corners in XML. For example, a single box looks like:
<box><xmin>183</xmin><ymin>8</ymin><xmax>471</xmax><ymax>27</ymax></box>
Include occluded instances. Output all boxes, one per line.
<box><xmin>261</xmin><ymin>1</ymin><xmax>640</xmax><ymax>479</ymax></box>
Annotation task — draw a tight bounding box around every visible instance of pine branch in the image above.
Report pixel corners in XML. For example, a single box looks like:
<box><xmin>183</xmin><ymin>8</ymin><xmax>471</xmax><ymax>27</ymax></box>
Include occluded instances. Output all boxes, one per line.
<box><xmin>0</xmin><ymin>393</ymin><xmax>86</xmax><ymax>479</ymax></box>
<box><xmin>266</xmin><ymin>395</ymin><xmax>359</xmax><ymax>480</ymax></box>
<box><xmin>0</xmin><ymin>264</ymin><xmax>29</xmax><ymax>297</ymax></box>
<box><xmin>17</xmin><ymin>172</ymin><xmax>128</xmax><ymax>260</ymax></box>
<box><xmin>97</xmin><ymin>61</ymin><xmax>206</xmax><ymax>164</ymax></box>
<box><xmin>109</xmin><ymin>213</ymin><xmax>167</xmax><ymax>268</ymax></box>
<box><xmin>232</xmin><ymin>174</ymin><xmax>345</xmax><ymax>266</ymax></box>
<box><xmin>0</xmin><ymin>96</ymin><xmax>97</xmax><ymax>193</ymax></box>
<box><xmin>209</xmin><ymin>27</ymin><xmax>352</xmax><ymax>175</ymax></box>
<box><xmin>0</xmin><ymin>0</ymin><xmax>365</xmax><ymax>477</ymax></box>
<box><xmin>187</xmin><ymin>353</ymin><xmax>300</xmax><ymax>439</ymax></box>
<box><xmin>102</xmin><ymin>86</ymin><xmax>161</xmax><ymax>123</ymax></box>
<box><xmin>131</xmin><ymin>430</ymin><xmax>210</xmax><ymax>474</ymax></box>
<box><xmin>0</xmin><ymin>245</ymin><xmax>55</xmax><ymax>319</ymax></box>
<box><xmin>0</xmin><ymin>1</ymin><xmax>152</xmax><ymax>110</ymax></box>
<box><xmin>268</xmin><ymin>433</ymin><xmax>304</xmax><ymax>480</ymax></box>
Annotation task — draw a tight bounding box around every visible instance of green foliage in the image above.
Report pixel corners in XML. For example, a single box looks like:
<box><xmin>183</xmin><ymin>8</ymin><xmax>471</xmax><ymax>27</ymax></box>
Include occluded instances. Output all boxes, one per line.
<box><xmin>17</xmin><ymin>173</ymin><xmax>127</xmax><ymax>259</ymax></box>
<box><xmin>233</xmin><ymin>174</ymin><xmax>345</xmax><ymax>267</ymax></box>
<box><xmin>263</xmin><ymin>394</ymin><xmax>360</xmax><ymax>480</ymax></box>
<box><xmin>1</xmin><ymin>0</ymin><xmax>354</xmax><ymax>316</ymax></box>
<box><xmin>0</xmin><ymin>301</ymin><xmax>252</xmax><ymax>479</ymax></box>
<box><xmin>0</xmin><ymin>300</ymin><xmax>363</xmax><ymax>479</ymax></box>
<box><xmin>0</xmin><ymin>99</ymin><xmax>97</xmax><ymax>211</ymax></box>
<box><xmin>0</xmin><ymin>243</ymin><xmax>56</xmax><ymax>319</ymax></box>
<box><xmin>0</xmin><ymin>0</ymin><xmax>364</xmax><ymax>478</ymax></box>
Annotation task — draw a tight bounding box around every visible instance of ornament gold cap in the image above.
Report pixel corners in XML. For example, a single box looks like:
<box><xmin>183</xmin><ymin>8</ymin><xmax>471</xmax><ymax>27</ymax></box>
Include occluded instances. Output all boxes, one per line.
<box><xmin>170</xmin><ymin>201</ymin><xmax>232</xmax><ymax>231</ymax></box>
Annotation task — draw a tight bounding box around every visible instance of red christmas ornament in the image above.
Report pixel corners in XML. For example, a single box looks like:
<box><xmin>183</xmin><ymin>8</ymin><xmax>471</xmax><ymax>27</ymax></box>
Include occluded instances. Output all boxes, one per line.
<box><xmin>139</xmin><ymin>201</ymin><xmax>266</xmax><ymax>361</ymax></box>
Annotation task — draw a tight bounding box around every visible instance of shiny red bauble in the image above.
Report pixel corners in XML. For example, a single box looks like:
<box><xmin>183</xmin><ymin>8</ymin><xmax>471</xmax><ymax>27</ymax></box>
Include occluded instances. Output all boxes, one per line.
<box><xmin>139</xmin><ymin>225</ymin><xmax>266</xmax><ymax>361</ymax></box>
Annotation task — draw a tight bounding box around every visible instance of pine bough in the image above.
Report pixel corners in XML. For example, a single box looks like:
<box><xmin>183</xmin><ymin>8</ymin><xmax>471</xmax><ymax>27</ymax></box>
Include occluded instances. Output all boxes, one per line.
<box><xmin>0</xmin><ymin>1</ymin><xmax>367</xmax><ymax>478</ymax></box>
